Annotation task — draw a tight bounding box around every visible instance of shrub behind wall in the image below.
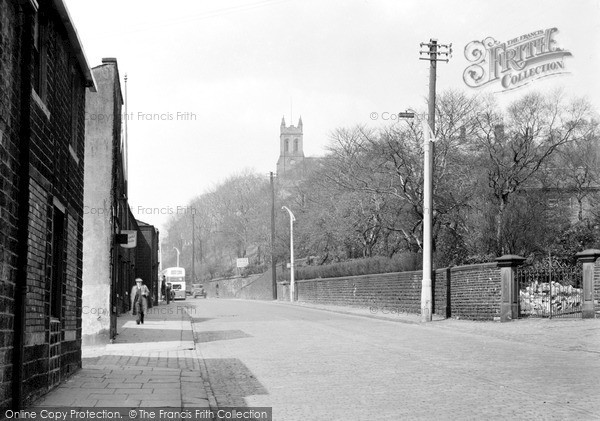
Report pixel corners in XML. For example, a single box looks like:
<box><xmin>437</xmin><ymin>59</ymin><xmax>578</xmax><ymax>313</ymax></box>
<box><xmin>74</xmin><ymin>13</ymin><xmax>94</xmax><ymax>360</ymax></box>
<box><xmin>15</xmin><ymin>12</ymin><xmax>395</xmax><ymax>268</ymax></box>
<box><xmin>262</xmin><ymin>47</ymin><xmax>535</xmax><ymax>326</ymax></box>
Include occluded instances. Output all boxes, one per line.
<box><xmin>278</xmin><ymin>254</ymin><xmax>421</xmax><ymax>282</ymax></box>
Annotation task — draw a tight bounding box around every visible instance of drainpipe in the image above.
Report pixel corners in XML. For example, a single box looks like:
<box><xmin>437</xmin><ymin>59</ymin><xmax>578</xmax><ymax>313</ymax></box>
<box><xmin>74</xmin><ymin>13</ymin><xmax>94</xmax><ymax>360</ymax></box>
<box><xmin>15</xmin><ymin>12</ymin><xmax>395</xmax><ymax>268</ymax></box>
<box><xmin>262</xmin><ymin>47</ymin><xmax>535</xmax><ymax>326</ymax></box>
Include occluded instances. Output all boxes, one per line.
<box><xmin>13</xmin><ymin>0</ymin><xmax>37</xmax><ymax>410</ymax></box>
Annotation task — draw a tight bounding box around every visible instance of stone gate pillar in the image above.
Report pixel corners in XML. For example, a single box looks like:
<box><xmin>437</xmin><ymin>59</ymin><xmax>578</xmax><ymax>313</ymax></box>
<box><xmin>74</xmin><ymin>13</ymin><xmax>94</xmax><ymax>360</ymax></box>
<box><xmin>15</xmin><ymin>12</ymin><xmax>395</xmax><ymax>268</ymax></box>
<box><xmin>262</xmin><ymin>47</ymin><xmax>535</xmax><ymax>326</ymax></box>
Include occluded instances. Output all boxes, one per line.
<box><xmin>496</xmin><ymin>255</ymin><xmax>526</xmax><ymax>322</ymax></box>
<box><xmin>575</xmin><ymin>249</ymin><xmax>600</xmax><ymax>319</ymax></box>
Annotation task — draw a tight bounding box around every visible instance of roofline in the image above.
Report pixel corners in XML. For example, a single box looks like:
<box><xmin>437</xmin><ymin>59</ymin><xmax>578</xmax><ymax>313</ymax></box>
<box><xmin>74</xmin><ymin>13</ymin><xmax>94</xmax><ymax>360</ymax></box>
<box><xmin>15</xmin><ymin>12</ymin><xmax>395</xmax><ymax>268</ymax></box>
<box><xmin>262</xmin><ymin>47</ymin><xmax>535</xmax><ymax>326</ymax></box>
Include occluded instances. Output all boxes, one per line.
<box><xmin>52</xmin><ymin>0</ymin><xmax>97</xmax><ymax>92</ymax></box>
<box><xmin>91</xmin><ymin>58</ymin><xmax>124</xmax><ymax>106</ymax></box>
<box><xmin>135</xmin><ymin>219</ymin><xmax>156</xmax><ymax>228</ymax></box>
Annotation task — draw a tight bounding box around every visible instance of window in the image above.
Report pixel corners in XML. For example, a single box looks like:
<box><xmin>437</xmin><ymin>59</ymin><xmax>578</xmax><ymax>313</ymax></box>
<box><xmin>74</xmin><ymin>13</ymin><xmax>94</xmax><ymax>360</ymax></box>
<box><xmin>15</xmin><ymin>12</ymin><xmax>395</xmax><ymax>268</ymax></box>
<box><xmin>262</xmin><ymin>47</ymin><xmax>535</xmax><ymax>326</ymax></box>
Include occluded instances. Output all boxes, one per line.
<box><xmin>284</xmin><ymin>139</ymin><xmax>289</xmax><ymax>153</ymax></box>
<box><xmin>51</xmin><ymin>205</ymin><xmax>66</xmax><ymax>319</ymax></box>
<box><xmin>33</xmin><ymin>11</ymin><xmax>48</xmax><ymax>101</ymax></box>
<box><xmin>294</xmin><ymin>138</ymin><xmax>299</xmax><ymax>152</ymax></box>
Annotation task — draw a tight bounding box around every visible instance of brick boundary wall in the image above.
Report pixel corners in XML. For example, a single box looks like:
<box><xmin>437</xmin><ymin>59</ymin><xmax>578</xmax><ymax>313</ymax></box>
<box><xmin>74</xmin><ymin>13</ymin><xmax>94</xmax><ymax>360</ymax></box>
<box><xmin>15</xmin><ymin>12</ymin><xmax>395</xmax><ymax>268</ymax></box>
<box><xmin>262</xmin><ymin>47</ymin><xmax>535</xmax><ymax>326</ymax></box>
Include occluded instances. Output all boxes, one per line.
<box><xmin>205</xmin><ymin>269</ymin><xmax>274</xmax><ymax>300</ymax></box>
<box><xmin>444</xmin><ymin>263</ymin><xmax>501</xmax><ymax>320</ymax></box>
<box><xmin>278</xmin><ymin>262</ymin><xmax>501</xmax><ymax>321</ymax></box>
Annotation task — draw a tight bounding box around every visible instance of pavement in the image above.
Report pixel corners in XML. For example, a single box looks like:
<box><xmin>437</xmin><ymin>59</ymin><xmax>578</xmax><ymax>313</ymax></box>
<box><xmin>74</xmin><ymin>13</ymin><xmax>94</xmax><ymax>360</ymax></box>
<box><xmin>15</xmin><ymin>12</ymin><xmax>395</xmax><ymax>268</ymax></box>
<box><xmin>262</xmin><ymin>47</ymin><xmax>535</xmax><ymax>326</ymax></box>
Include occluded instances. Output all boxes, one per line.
<box><xmin>29</xmin><ymin>299</ymin><xmax>216</xmax><ymax>410</ymax></box>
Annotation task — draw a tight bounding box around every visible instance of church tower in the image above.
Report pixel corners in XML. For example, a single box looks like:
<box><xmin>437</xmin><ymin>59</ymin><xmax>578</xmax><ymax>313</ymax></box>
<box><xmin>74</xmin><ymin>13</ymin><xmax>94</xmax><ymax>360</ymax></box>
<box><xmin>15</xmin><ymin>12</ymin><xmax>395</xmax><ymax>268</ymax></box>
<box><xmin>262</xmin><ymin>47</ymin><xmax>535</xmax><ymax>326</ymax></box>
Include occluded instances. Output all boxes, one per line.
<box><xmin>276</xmin><ymin>116</ymin><xmax>304</xmax><ymax>176</ymax></box>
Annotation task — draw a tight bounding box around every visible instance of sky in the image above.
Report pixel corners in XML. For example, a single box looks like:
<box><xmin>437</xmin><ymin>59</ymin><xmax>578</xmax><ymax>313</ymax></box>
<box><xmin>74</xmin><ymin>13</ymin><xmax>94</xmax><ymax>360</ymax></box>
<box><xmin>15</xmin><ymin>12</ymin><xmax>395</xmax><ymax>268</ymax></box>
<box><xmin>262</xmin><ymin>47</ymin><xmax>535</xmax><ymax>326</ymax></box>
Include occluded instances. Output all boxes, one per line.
<box><xmin>65</xmin><ymin>0</ymin><xmax>600</xmax><ymax>235</ymax></box>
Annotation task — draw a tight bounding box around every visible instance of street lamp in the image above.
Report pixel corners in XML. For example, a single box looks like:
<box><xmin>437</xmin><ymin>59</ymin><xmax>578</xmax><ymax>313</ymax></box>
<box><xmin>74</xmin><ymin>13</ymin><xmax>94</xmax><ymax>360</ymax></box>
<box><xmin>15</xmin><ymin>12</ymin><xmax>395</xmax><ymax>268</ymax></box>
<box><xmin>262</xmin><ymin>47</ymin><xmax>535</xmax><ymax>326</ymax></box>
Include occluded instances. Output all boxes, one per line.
<box><xmin>281</xmin><ymin>206</ymin><xmax>296</xmax><ymax>302</ymax></box>
<box><xmin>421</xmin><ymin>119</ymin><xmax>435</xmax><ymax>323</ymax></box>
<box><xmin>173</xmin><ymin>247</ymin><xmax>181</xmax><ymax>267</ymax></box>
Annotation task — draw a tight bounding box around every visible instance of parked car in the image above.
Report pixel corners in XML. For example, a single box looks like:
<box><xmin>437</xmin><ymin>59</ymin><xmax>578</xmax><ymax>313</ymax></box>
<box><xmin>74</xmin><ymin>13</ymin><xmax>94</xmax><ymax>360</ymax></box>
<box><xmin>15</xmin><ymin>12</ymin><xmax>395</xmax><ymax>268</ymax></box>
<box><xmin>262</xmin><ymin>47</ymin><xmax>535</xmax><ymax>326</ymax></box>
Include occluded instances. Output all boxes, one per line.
<box><xmin>193</xmin><ymin>285</ymin><xmax>207</xmax><ymax>298</ymax></box>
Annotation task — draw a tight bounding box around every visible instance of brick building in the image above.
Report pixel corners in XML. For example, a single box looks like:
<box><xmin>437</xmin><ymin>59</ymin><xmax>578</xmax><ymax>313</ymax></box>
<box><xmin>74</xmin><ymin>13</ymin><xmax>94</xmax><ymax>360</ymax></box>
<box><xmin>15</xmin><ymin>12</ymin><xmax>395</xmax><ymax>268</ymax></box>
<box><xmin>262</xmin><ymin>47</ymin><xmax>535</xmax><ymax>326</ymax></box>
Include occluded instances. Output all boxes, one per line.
<box><xmin>135</xmin><ymin>220</ymin><xmax>160</xmax><ymax>304</ymax></box>
<box><xmin>116</xmin><ymin>208</ymin><xmax>140</xmax><ymax>314</ymax></box>
<box><xmin>0</xmin><ymin>0</ymin><xmax>95</xmax><ymax>409</ymax></box>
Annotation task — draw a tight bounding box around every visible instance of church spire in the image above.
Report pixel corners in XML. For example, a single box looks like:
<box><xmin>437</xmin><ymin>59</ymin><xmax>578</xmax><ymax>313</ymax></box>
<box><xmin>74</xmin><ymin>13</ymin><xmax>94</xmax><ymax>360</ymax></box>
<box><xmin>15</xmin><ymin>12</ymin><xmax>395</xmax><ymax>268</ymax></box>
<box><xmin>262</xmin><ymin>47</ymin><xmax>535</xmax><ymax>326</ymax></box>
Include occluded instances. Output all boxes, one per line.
<box><xmin>298</xmin><ymin>116</ymin><xmax>303</xmax><ymax>130</ymax></box>
<box><xmin>281</xmin><ymin>115</ymin><xmax>286</xmax><ymax>128</ymax></box>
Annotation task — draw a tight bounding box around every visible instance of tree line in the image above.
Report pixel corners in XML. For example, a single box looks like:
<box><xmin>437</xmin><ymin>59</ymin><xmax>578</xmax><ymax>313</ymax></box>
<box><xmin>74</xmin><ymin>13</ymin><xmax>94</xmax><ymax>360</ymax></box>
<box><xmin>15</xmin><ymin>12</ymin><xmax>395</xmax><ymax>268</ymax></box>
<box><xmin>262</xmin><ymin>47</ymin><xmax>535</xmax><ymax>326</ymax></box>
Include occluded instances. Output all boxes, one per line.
<box><xmin>163</xmin><ymin>90</ymin><xmax>600</xmax><ymax>280</ymax></box>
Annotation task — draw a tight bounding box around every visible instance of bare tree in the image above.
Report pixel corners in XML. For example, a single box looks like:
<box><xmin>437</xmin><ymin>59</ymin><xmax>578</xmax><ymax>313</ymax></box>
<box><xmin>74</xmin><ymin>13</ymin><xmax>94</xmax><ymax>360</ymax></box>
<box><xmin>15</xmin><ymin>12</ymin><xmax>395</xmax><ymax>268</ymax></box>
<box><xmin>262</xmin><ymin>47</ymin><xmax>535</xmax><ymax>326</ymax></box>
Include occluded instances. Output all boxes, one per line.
<box><xmin>472</xmin><ymin>91</ymin><xmax>594</xmax><ymax>254</ymax></box>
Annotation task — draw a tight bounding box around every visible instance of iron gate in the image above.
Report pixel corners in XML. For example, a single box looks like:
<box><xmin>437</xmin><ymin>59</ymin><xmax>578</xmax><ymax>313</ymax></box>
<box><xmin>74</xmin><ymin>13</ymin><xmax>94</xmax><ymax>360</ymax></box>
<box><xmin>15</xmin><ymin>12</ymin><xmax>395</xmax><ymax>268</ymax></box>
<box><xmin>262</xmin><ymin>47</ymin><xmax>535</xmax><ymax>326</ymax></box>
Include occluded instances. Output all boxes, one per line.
<box><xmin>516</xmin><ymin>262</ymin><xmax>583</xmax><ymax>318</ymax></box>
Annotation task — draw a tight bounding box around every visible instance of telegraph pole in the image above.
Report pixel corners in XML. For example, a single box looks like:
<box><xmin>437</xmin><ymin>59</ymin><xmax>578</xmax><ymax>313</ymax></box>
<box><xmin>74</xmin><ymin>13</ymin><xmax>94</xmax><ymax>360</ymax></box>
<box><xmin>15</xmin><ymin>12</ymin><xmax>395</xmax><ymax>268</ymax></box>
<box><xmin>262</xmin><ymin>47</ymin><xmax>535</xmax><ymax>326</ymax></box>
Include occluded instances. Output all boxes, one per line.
<box><xmin>270</xmin><ymin>172</ymin><xmax>277</xmax><ymax>299</ymax></box>
<box><xmin>418</xmin><ymin>39</ymin><xmax>451</xmax><ymax>322</ymax></box>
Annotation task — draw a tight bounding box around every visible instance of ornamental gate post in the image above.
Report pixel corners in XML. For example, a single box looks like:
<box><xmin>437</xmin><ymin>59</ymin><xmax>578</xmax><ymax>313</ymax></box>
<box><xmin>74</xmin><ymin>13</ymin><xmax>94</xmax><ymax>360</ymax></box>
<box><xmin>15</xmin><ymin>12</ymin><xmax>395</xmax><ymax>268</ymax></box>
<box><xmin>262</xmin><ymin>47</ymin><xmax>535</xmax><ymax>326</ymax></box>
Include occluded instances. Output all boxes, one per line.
<box><xmin>575</xmin><ymin>249</ymin><xmax>600</xmax><ymax>319</ymax></box>
<box><xmin>496</xmin><ymin>255</ymin><xmax>526</xmax><ymax>322</ymax></box>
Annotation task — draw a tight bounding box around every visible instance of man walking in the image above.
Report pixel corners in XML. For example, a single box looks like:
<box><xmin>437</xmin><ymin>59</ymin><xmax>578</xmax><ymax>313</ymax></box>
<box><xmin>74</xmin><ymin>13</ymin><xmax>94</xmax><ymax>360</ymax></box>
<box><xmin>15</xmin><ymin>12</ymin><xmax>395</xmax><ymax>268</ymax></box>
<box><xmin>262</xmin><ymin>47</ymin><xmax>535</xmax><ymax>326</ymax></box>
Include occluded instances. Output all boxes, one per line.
<box><xmin>131</xmin><ymin>278</ymin><xmax>150</xmax><ymax>325</ymax></box>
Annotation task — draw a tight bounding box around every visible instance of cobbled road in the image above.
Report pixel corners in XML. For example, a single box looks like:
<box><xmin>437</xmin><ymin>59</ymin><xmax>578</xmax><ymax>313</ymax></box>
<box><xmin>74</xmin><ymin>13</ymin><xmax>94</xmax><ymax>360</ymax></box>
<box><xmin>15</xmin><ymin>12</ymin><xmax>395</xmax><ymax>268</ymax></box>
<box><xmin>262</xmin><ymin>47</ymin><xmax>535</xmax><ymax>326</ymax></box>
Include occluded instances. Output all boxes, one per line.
<box><xmin>188</xmin><ymin>298</ymin><xmax>600</xmax><ymax>421</ymax></box>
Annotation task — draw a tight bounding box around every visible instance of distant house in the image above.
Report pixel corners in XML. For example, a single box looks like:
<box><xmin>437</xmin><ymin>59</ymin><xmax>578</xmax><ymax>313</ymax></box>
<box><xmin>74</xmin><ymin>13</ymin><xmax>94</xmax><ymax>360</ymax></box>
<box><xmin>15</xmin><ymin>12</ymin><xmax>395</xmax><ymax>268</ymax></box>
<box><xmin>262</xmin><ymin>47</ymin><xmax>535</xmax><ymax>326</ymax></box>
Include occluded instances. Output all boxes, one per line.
<box><xmin>521</xmin><ymin>166</ymin><xmax>600</xmax><ymax>224</ymax></box>
<box><xmin>0</xmin><ymin>0</ymin><xmax>95</xmax><ymax>408</ymax></box>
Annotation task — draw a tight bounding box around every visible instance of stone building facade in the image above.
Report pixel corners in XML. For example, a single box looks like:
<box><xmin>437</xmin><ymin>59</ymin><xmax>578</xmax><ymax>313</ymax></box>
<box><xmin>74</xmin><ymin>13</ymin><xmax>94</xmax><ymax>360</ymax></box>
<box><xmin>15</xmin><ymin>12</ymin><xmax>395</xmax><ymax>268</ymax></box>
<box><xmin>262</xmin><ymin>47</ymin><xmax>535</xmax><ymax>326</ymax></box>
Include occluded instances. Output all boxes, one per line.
<box><xmin>82</xmin><ymin>58</ymin><xmax>142</xmax><ymax>345</ymax></box>
<box><xmin>0</xmin><ymin>0</ymin><xmax>95</xmax><ymax>409</ymax></box>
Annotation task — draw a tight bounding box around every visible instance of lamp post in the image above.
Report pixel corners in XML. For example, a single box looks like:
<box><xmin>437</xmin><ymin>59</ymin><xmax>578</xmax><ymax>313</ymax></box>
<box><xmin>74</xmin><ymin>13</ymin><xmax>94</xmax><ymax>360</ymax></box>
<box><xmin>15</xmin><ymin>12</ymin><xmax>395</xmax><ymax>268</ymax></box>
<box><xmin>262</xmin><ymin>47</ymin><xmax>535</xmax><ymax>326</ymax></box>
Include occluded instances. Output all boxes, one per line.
<box><xmin>399</xmin><ymin>111</ymin><xmax>435</xmax><ymax>322</ymax></box>
<box><xmin>173</xmin><ymin>247</ymin><xmax>181</xmax><ymax>268</ymax></box>
<box><xmin>282</xmin><ymin>206</ymin><xmax>296</xmax><ymax>302</ymax></box>
<box><xmin>421</xmin><ymin>119</ymin><xmax>434</xmax><ymax>322</ymax></box>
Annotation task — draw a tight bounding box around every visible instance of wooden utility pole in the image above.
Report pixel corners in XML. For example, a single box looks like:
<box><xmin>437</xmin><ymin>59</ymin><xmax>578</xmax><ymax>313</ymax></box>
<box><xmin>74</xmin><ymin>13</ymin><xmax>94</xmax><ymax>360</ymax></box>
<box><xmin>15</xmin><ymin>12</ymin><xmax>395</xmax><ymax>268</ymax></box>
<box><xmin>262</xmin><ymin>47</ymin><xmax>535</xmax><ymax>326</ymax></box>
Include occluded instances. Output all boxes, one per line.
<box><xmin>419</xmin><ymin>39</ymin><xmax>451</xmax><ymax>322</ymax></box>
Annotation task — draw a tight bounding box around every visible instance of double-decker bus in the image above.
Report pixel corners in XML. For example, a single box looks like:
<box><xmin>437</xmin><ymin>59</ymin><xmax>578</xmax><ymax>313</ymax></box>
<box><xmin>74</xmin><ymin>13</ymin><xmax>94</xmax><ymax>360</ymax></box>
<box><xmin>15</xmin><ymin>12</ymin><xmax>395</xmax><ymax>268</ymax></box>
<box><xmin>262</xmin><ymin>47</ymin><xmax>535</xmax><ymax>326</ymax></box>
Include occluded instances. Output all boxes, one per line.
<box><xmin>162</xmin><ymin>267</ymin><xmax>186</xmax><ymax>300</ymax></box>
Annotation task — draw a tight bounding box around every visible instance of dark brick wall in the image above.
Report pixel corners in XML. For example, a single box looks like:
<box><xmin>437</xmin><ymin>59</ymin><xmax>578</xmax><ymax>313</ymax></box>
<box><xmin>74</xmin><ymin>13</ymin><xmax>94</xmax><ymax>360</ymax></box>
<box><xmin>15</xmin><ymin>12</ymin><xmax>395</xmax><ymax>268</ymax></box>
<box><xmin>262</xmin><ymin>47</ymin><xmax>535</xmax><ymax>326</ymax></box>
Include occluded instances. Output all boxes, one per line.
<box><xmin>447</xmin><ymin>263</ymin><xmax>501</xmax><ymax>321</ymax></box>
<box><xmin>433</xmin><ymin>268</ymin><xmax>450</xmax><ymax>318</ymax></box>
<box><xmin>135</xmin><ymin>224</ymin><xmax>159</xmax><ymax>302</ymax></box>
<box><xmin>119</xmin><ymin>213</ymin><xmax>139</xmax><ymax>314</ymax></box>
<box><xmin>0</xmin><ymin>0</ymin><xmax>22</xmax><ymax>409</ymax></box>
<box><xmin>135</xmin><ymin>229</ymin><xmax>151</xmax><ymax>284</ymax></box>
<box><xmin>277</xmin><ymin>263</ymin><xmax>501</xmax><ymax>321</ymax></box>
<box><xmin>294</xmin><ymin>272</ymin><xmax>423</xmax><ymax>312</ymax></box>
<box><xmin>0</xmin><ymin>0</ymin><xmax>89</xmax><ymax>408</ymax></box>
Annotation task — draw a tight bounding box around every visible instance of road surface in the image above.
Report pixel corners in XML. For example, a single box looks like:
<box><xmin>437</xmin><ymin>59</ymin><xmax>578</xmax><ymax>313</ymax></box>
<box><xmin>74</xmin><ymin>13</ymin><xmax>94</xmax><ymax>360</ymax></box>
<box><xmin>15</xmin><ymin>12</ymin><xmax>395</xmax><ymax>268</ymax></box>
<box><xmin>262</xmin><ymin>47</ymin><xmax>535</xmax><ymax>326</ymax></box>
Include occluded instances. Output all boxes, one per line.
<box><xmin>185</xmin><ymin>298</ymin><xmax>600</xmax><ymax>420</ymax></box>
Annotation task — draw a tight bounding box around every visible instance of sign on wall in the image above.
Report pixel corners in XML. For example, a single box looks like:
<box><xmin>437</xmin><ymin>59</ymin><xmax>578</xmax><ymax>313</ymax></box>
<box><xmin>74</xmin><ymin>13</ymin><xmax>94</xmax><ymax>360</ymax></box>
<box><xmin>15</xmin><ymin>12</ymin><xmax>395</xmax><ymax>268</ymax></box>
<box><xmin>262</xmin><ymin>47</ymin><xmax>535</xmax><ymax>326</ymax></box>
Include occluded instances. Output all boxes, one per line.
<box><xmin>120</xmin><ymin>230</ymin><xmax>137</xmax><ymax>248</ymax></box>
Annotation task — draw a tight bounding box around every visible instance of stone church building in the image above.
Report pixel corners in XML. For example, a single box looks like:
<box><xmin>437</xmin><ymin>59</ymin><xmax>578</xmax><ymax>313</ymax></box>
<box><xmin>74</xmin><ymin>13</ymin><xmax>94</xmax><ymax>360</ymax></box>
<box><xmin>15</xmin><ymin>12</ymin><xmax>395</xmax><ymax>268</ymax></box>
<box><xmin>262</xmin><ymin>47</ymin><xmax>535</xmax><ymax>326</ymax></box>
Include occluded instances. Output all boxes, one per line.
<box><xmin>276</xmin><ymin>116</ymin><xmax>306</xmax><ymax>177</ymax></box>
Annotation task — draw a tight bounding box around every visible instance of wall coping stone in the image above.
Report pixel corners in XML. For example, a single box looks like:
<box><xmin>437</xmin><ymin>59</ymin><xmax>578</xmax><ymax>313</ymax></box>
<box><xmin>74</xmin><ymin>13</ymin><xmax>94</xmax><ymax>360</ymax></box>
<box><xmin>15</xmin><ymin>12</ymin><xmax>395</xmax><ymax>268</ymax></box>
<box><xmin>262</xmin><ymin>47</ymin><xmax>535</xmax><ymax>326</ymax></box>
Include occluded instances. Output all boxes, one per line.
<box><xmin>293</xmin><ymin>263</ymin><xmax>500</xmax><ymax>284</ymax></box>
<box><xmin>496</xmin><ymin>255</ymin><xmax>526</xmax><ymax>267</ymax></box>
<box><xmin>446</xmin><ymin>262</ymin><xmax>498</xmax><ymax>273</ymax></box>
<box><xmin>295</xmin><ymin>270</ymin><xmax>420</xmax><ymax>284</ymax></box>
<box><xmin>575</xmin><ymin>249</ymin><xmax>600</xmax><ymax>263</ymax></box>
